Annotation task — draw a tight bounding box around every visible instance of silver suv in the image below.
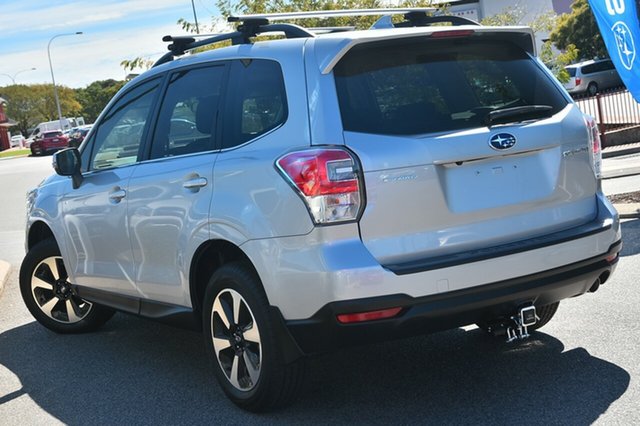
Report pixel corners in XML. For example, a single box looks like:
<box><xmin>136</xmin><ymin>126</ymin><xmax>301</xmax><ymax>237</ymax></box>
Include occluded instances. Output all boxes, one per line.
<box><xmin>20</xmin><ymin>9</ymin><xmax>621</xmax><ymax>412</ymax></box>
<box><xmin>564</xmin><ymin>58</ymin><xmax>624</xmax><ymax>96</ymax></box>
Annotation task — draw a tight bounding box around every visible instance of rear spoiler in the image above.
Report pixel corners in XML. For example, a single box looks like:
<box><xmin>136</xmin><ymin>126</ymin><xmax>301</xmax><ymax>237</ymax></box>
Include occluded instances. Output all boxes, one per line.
<box><xmin>318</xmin><ymin>26</ymin><xmax>536</xmax><ymax>74</ymax></box>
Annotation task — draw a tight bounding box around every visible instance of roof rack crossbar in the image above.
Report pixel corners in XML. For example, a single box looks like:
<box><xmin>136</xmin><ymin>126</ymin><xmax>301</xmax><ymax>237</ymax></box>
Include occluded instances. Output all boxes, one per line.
<box><xmin>153</xmin><ymin>22</ymin><xmax>315</xmax><ymax>67</ymax></box>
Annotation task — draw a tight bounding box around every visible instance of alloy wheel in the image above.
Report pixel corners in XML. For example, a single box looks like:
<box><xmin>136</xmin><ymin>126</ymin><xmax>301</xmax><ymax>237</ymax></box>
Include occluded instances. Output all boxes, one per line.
<box><xmin>30</xmin><ymin>256</ymin><xmax>92</xmax><ymax>324</ymax></box>
<box><xmin>211</xmin><ymin>288</ymin><xmax>262</xmax><ymax>391</ymax></box>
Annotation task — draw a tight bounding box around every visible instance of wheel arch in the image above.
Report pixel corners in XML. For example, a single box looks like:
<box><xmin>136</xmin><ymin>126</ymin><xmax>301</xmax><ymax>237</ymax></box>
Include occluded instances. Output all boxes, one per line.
<box><xmin>27</xmin><ymin>220</ymin><xmax>56</xmax><ymax>250</ymax></box>
<box><xmin>189</xmin><ymin>239</ymin><xmax>261</xmax><ymax>319</ymax></box>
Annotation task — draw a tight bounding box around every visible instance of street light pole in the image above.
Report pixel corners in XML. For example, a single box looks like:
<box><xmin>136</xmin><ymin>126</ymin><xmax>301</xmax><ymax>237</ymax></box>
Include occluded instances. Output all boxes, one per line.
<box><xmin>47</xmin><ymin>32</ymin><xmax>82</xmax><ymax>131</ymax></box>
<box><xmin>0</xmin><ymin>68</ymin><xmax>36</xmax><ymax>85</ymax></box>
<box><xmin>190</xmin><ymin>0</ymin><xmax>200</xmax><ymax>34</ymax></box>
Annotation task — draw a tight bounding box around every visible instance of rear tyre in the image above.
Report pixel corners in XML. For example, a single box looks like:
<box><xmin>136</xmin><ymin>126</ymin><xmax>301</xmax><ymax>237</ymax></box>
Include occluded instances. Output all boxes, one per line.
<box><xmin>203</xmin><ymin>262</ymin><xmax>304</xmax><ymax>412</ymax></box>
<box><xmin>587</xmin><ymin>82</ymin><xmax>598</xmax><ymax>96</ymax></box>
<box><xmin>19</xmin><ymin>238</ymin><xmax>115</xmax><ymax>334</ymax></box>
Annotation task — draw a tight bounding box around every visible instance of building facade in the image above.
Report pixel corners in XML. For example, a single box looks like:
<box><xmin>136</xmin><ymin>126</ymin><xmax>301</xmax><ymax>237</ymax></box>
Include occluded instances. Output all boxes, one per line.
<box><xmin>0</xmin><ymin>98</ymin><xmax>11</xmax><ymax>151</ymax></box>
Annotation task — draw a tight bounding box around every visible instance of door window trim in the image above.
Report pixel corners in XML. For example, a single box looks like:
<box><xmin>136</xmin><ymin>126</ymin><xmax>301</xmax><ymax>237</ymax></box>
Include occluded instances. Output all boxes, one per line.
<box><xmin>140</xmin><ymin>61</ymin><xmax>230</xmax><ymax>162</ymax></box>
<box><xmin>80</xmin><ymin>74</ymin><xmax>167</xmax><ymax>174</ymax></box>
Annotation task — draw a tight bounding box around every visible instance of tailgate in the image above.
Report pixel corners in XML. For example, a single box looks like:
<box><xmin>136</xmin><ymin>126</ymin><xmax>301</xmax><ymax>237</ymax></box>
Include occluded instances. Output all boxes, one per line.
<box><xmin>332</xmin><ymin>34</ymin><xmax>597</xmax><ymax>267</ymax></box>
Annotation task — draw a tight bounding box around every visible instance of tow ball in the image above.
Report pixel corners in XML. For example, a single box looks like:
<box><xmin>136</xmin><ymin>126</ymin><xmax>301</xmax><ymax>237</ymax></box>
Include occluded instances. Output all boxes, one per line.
<box><xmin>485</xmin><ymin>306</ymin><xmax>538</xmax><ymax>342</ymax></box>
<box><xmin>506</xmin><ymin>305</ymin><xmax>537</xmax><ymax>342</ymax></box>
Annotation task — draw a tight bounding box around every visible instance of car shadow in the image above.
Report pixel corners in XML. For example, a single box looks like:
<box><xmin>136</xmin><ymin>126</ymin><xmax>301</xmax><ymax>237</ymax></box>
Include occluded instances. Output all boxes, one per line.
<box><xmin>0</xmin><ymin>315</ymin><xmax>630</xmax><ymax>424</ymax></box>
<box><xmin>620</xmin><ymin>219</ymin><xmax>640</xmax><ymax>257</ymax></box>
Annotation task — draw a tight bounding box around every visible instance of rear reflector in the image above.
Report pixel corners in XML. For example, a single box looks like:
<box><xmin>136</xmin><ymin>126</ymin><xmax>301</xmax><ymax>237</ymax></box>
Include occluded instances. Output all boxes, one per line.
<box><xmin>337</xmin><ymin>307</ymin><xmax>403</xmax><ymax>324</ymax></box>
<box><xmin>606</xmin><ymin>253</ymin><xmax>619</xmax><ymax>263</ymax></box>
<box><xmin>583</xmin><ymin>115</ymin><xmax>602</xmax><ymax>179</ymax></box>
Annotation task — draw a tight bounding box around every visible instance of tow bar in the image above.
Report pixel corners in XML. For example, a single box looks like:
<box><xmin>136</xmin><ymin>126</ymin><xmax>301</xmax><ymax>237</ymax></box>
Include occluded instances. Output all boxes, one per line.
<box><xmin>506</xmin><ymin>305</ymin><xmax>537</xmax><ymax>342</ymax></box>
<box><xmin>485</xmin><ymin>305</ymin><xmax>538</xmax><ymax>342</ymax></box>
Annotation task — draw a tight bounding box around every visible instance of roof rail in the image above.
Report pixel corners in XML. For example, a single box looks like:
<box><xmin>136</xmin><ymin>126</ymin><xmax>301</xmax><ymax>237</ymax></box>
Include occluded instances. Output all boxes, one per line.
<box><xmin>229</xmin><ymin>8</ymin><xmax>479</xmax><ymax>29</ymax></box>
<box><xmin>228</xmin><ymin>8</ymin><xmax>436</xmax><ymax>22</ymax></box>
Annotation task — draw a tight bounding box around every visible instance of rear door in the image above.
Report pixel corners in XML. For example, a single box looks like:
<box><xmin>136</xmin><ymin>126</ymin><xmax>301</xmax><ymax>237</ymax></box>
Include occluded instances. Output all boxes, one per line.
<box><xmin>332</xmin><ymin>36</ymin><xmax>597</xmax><ymax>266</ymax></box>
<box><xmin>126</xmin><ymin>63</ymin><xmax>227</xmax><ymax>305</ymax></box>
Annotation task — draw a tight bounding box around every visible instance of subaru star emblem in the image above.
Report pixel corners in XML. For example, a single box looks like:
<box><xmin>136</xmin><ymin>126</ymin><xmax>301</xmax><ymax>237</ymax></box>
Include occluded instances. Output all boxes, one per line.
<box><xmin>612</xmin><ymin>21</ymin><xmax>636</xmax><ymax>70</ymax></box>
<box><xmin>489</xmin><ymin>133</ymin><xmax>517</xmax><ymax>150</ymax></box>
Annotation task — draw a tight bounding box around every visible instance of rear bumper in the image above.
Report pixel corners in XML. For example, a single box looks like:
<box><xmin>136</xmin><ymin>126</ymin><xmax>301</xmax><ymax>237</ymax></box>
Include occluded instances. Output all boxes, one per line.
<box><xmin>245</xmin><ymin>194</ymin><xmax>620</xmax><ymax>321</ymax></box>
<box><xmin>283</xmin><ymin>239</ymin><xmax>621</xmax><ymax>355</ymax></box>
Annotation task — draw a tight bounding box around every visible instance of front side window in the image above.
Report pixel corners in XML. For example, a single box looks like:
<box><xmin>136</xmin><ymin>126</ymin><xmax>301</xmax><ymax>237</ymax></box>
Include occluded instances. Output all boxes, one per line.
<box><xmin>222</xmin><ymin>59</ymin><xmax>287</xmax><ymax>149</ymax></box>
<box><xmin>150</xmin><ymin>65</ymin><xmax>225</xmax><ymax>159</ymax></box>
<box><xmin>88</xmin><ymin>78</ymin><xmax>161</xmax><ymax>171</ymax></box>
<box><xmin>334</xmin><ymin>38</ymin><xmax>568</xmax><ymax>136</ymax></box>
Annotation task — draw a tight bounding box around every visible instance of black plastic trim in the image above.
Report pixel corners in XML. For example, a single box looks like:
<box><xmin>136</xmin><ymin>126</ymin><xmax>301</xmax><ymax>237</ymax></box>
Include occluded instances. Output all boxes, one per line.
<box><xmin>73</xmin><ymin>285</ymin><xmax>199</xmax><ymax>330</ymax></box>
<box><xmin>284</xmin><ymin>240</ymin><xmax>621</xmax><ymax>355</ymax></box>
<box><xmin>385</xmin><ymin>209</ymin><xmax>614</xmax><ymax>275</ymax></box>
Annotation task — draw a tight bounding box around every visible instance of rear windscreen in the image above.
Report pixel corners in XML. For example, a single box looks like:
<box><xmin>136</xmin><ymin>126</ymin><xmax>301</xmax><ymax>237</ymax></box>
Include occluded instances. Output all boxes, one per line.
<box><xmin>566</xmin><ymin>67</ymin><xmax>577</xmax><ymax>77</ymax></box>
<box><xmin>334</xmin><ymin>38</ymin><xmax>568</xmax><ymax>135</ymax></box>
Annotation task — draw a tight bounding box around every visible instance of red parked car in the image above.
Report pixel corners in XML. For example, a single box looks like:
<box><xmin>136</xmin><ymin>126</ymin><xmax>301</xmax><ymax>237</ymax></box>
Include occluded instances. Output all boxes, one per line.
<box><xmin>30</xmin><ymin>131</ymin><xmax>69</xmax><ymax>156</ymax></box>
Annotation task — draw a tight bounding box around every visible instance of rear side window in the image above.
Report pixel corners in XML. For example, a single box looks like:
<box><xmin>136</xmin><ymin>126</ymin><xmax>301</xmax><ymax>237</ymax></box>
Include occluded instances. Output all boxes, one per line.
<box><xmin>150</xmin><ymin>64</ymin><xmax>226</xmax><ymax>159</ymax></box>
<box><xmin>221</xmin><ymin>59</ymin><xmax>287</xmax><ymax>149</ymax></box>
<box><xmin>334</xmin><ymin>38</ymin><xmax>568</xmax><ymax>136</ymax></box>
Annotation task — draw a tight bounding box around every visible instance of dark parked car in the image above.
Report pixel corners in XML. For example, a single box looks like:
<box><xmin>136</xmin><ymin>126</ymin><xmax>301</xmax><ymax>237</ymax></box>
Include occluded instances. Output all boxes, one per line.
<box><xmin>68</xmin><ymin>126</ymin><xmax>92</xmax><ymax>148</ymax></box>
<box><xmin>30</xmin><ymin>131</ymin><xmax>69</xmax><ymax>156</ymax></box>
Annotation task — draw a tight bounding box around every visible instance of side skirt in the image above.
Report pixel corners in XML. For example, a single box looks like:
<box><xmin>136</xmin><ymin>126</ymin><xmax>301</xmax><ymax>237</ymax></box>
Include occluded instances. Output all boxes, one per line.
<box><xmin>73</xmin><ymin>285</ymin><xmax>200</xmax><ymax>330</ymax></box>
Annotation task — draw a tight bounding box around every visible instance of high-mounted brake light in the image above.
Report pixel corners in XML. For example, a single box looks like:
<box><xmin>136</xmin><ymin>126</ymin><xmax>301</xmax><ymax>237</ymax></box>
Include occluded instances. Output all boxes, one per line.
<box><xmin>276</xmin><ymin>148</ymin><xmax>364</xmax><ymax>224</ymax></box>
<box><xmin>584</xmin><ymin>115</ymin><xmax>602</xmax><ymax>179</ymax></box>
<box><xmin>430</xmin><ymin>29</ymin><xmax>475</xmax><ymax>38</ymax></box>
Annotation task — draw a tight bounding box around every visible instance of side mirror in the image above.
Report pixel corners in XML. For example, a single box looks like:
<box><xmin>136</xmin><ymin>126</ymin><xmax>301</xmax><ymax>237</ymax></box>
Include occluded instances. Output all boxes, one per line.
<box><xmin>53</xmin><ymin>148</ymin><xmax>83</xmax><ymax>189</ymax></box>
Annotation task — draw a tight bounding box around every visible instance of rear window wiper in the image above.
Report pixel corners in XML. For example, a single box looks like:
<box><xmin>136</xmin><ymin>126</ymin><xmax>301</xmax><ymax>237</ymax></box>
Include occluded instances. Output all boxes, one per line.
<box><xmin>484</xmin><ymin>105</ymin><xmax>553</xmax><ymax>127</ymax></box>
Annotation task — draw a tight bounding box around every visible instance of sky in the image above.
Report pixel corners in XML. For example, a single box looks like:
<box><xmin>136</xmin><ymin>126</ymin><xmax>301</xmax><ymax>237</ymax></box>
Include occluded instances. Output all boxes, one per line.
<box><xmin>0</xmin><ymin>0</ymin><xmax>221</xmax><ymax>88</ymax></box>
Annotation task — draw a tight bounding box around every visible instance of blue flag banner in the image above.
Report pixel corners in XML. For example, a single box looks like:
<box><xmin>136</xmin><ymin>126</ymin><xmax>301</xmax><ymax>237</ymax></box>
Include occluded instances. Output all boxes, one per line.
<box><xmin>588</xmin><ymin>0</ymin><xmax>640</xmax><ymax>102</ymax></box>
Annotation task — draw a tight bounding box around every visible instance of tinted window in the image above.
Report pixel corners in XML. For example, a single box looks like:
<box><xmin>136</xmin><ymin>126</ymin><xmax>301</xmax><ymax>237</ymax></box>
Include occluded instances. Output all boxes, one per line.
<box><xmin>43</xmin><ymin>131</ymin><xmax>61</xmax><ymax>138</ymax></box>
<box><xmin>222</xmin><ymin>59</ymin><xmax>287</xmax><ymax>149</ymax></box>
<box><xmin>566</xmin><ymin>67</ymin><xmax>577</xmax><ymax>77</ymax></box>
<box><xmin>334</xmin><ymin>38</ymin><xmax>568</xmax><ymax>136</ymax></box>
<box><xmin>582</xmin><ymin>63</ymin><xmax>598</xmax><ymax>74</ymax></box>
<box><xmin>88</xmin><ymin>78</ymin><xmax>161</xmax><ymax>170</ymax></box>
<box><xmin>150</xmin><ymin>65</ymin><xmax>225</xmax><ymax>159</ymax></box>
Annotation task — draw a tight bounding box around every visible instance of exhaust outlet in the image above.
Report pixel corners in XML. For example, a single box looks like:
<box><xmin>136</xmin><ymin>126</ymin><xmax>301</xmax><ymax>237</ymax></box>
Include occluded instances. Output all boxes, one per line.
<box><xmin>589</xmin><ymin>278</ymin><xmax>601</xmax><ymax>293</ymax></box>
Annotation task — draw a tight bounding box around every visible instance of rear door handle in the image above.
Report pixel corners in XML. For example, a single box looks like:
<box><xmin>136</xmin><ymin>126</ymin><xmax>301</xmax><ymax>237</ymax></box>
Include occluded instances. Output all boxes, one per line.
<box><xmin>183</xmin><ymin>177</ymin><xmax>208</xmax><ymax>191</ymax></box>
<box><xmin>108</xmin><ymin>188</ymin><xmax>126</xmax><ymax>203</ymax></box>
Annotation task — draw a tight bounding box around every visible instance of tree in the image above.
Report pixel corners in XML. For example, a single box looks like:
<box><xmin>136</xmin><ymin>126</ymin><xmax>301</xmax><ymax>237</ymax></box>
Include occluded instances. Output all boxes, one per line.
<box><xmin>480</xmin><ymin>6</ymin><xmax>574</xmax><ymax>82</ymax></box>
<box><xmin>0</xmin><ymin>84</ymin><xmax>82</xmax><ymax>135</ymax></box>
<box><xmin>75</xmin><ymin>79</ymin><xmax>125</xmax><ymax>123</ymax></box>
<box><xmin>120</xmin><ymin>58</ymin><xmax>154</xmax><ymax>73</ymax></box>
<box><xmin>540</xmin><ymin>43</ymin><xmax>579</xmax><ymax>83</ymax></box>
<box><xmin>550</xmin><ymin>0</ymin><xmax>606</xmax><ymax>60</ymax></box>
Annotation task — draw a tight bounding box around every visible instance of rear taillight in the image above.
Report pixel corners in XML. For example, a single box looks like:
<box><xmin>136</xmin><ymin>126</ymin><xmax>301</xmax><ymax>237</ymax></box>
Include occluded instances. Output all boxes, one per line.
<box><xmin>575</xmin><ymin>77</ymin><xmax>581</xmax><ymax>86</ymax></box>
<box><xmin>276</xmin><ymin>148</ymin><xmax>364</xmax><ymax>224</ymax></box>
<box><xmin>584</xmin><ymin>115</ymin><xmax>602</xmax><ymax>179</ymax></box>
